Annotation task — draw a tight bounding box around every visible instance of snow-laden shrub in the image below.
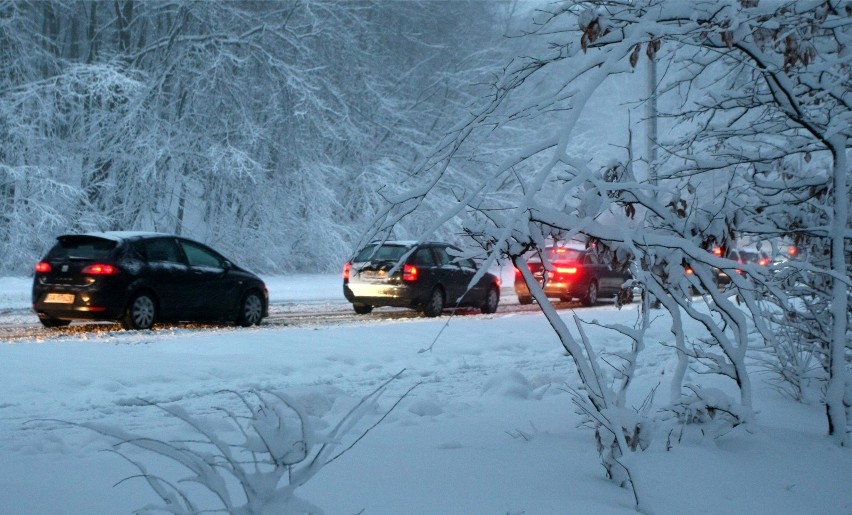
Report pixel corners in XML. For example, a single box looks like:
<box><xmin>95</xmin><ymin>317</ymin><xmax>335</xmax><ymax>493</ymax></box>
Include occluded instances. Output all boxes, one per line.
<box><xmin>591</xmin><ymin>407</ymin><xmax>653</xmax><ymax>488</ymax></box>
<box><xmin>756</xmin><ymin>307</ymin><xmax>828</xmax><ymax>403</ymax></box>
<box><xmin>662</xmin><ymin>385</ymin><xmax>747</xmax><ymax>440</ymax></box>
<box><xmin>78</xmin><ymin>373</ymin><xmax>413</xmax><ymax>514</ymax></box>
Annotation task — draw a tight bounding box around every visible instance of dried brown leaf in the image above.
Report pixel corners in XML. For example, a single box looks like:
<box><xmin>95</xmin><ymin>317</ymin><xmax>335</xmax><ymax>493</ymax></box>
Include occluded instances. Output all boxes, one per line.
<box><xmin>629</xmin><ymin>44</ymin><xmax>640</xmax><ymax>68</ymax></box>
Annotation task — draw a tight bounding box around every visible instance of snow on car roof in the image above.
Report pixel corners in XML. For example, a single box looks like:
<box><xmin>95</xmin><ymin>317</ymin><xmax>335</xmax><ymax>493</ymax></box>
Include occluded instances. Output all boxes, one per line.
<box><xmin>372</xmin><ymin>240</ymin><xmax>420</xmax><ymax>246</ymax></box>
<box><xmin>365</xmin><ymin>240</ymin><xmax>454</xmax><ymax>248</ymax></box>
<box><xmin>76</xmin><ymin>231</ymin><xmax>171</xmax><ymax>241</ymax></box>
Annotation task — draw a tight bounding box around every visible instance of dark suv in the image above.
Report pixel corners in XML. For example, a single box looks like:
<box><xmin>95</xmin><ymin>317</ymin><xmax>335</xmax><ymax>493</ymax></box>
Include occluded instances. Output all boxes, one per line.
<box><xmin>343</xmin><ymin>241</ymin><xmax>500</xmax><ymax>317</ymax></box>
<box><xmin>32</xmin><ymin>232</ymin><xmax>268</xmax><ymax>329</ymax></box>
<box><xmin>514</xmin><ymin>245</ymin><xmax>632</xmax><ymax>306</ymax></box>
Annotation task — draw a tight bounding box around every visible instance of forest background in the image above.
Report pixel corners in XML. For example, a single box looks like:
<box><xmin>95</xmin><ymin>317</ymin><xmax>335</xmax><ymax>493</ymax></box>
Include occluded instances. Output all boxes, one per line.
<box><xmin>0</xmin><ymin>0</ymin><xmax>538</xmax><ymax>275</ymax></box>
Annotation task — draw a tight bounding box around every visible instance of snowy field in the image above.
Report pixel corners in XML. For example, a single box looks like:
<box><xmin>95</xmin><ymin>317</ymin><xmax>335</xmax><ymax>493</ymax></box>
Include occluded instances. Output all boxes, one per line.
<box><xmin>0</xmin><ymin>273</ymin><xmax>850</xmax><ymax>514</ymax></box>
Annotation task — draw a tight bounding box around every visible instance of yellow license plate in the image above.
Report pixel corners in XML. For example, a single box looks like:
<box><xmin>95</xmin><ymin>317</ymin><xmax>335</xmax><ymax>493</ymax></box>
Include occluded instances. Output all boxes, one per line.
<box><xmin>44</xmin><ymin>293</ymin><xmax>75</xmax><ymax>304</ymax></box>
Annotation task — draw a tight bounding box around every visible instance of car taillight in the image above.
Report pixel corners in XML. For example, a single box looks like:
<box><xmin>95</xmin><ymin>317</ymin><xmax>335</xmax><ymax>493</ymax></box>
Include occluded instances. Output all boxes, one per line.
<box><xmin>685</xmin><ymin>267</ymin><xmax>694</xmax><ymax>275</ymax></box>
<box><xmin>343</xmin><ymin>262</ymin><xmax>352</xmax><ymax>280</ymax></box>
<box><xmin>35</xmin><ymin>262</ymin><xmax>51</xmax><ymax>273</ymax></box>
<box><xmin>788</xmin><ymin>247</ymin><xmax>798</xmax><ymax>257</ymax></box>
<box><xmin>758</xmin><ymin>257</ymin><xmax>770</xmax><ymax>266</ymax></box>
<box><xmin>555</xmin><ymin>266</ymin><xmax>578</xmax><ymax>274</ymax></box>
<box><xmin>402</xmin><ymin>264</ymin><xmax>418</xmax><ymax>282</ymax></box>
<box><xmin>712</xmin><ymin>247</ymin><xmax>722</xmax><ymax>257</ymax></box>
<box><xmin>81</xmin><ymin>264</ymin><xmax>119</xmax><ymax>275</ymax></box>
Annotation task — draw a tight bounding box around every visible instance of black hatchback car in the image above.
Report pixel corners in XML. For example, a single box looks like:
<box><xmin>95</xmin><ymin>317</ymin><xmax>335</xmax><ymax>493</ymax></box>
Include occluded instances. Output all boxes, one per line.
<box><xmin>32</xmin><ymin>232</ymin><xmax>268</xmax><ymax>330</ymax></box>
<box><xmin>514</xmin><ymin>245</ymin><xmax>632</xmax><ymax>306</ymax></box>
<box><xmin>343</xmin><ymin>241</ymin><xmax>500</xmax><ymax>317</ymax></box>
<box><xmin>714</xmin><ymin>248</ymin><xmax>771</xmax><ymax>287</ymax></box>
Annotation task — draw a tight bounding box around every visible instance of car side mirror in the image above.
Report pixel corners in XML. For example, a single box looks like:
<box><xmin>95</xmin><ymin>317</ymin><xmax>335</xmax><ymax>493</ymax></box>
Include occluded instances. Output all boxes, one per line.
<box><xmin>223</xmin><ymin>260</ymin><xmax>233</xmax><ymax>271</ymax></box>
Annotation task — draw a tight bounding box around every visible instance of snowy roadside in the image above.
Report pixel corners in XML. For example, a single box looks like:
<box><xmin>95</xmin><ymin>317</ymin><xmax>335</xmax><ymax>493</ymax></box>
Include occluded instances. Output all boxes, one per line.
<box><xmin>1</xmin><ymin>297</ymin><xmax>850</xmax><ymax>514</ymax></box>
<box><xmin>0</xmin><ymin>276</ymin><xmax>31</xmax><ymax>311</ymax></box>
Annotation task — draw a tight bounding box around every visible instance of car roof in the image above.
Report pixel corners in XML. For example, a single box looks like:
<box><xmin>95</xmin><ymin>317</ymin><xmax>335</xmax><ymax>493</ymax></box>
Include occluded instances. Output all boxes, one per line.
<box><xmin>534</xmin><ymin>245</ymin><xmax>587</xmax><ymax>256</ymax></box>
<box><xmin>58</xmin><ymin>231</ymin><xmax>174</xmax><ymax>243</ymax></box>
<box><xmin>525</xmin><ymin>245</ymin><xmax>588</xmax><ymax>261</ymax></box>
<box><xmin>366</xmin><ymin>240</ymin><xmax>454</xmax><ymax>247</ymax></box>
<box><xmin>93</xmin><ymin>231</ymin><xmax>171</xmax><ymax>240</ymax></box>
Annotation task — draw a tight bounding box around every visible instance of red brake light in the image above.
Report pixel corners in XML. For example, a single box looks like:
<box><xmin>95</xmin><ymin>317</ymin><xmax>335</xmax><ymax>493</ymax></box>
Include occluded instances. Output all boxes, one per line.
<box><xmin>402</xmin><ymin>264</ymin><xmax>418</xmax><ymax>282</ymax></box>
<box><xmin>555</xmin><ymin>266</ymin><xmax>578</xmax><ymax>274</ymax></box>
<box><xmin>343</xmin><ymin>262</ymin><xmax>352</xmax><ymax>280</ymax></box>
<box><xmin>758</xmin><ymin>257</ymin><xmax>770</xmax><ymax>266</ymax></box>
<box><xmin>712</xmin><ymin>247</ymin><xmax>722</xmax><ymax>256</ymax></box>
<box><xmin>685</xmin><ymin>267</ymin><xmax>694</xmax><ymax>275</ymax></box>
<box><xmin>81</xmin><ymin>264</ymin><xmax>119</xmax><ymax>275</ymax></box>
<box><xmin>35</xmin><ymin>262</ymin><xmax>51</xmax><ymax>273</ymax></box>
<box><xmin>788</xmin><ymin>247</ymin><xmax>798</xmax><ymax>257</ymax></box>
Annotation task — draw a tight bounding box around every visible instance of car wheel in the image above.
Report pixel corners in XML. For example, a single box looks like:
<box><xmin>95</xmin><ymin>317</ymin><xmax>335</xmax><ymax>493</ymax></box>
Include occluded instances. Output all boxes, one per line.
<box><xmin>518</xmin><ymin>295</ymin><xmax>533</xmax><ymax>305</ymax></box>
<box><xmin>581</xmin><ymin>280</ymin><xmax>598</xmax><ymax>307</ymax></box>
<box><xmin>122</xmin><ymin>292</ymin><xmax>156</xmax><ymax>330</ymax></box>
<box><xmin>480</xmin><ymin>286</ymin><xmax>499</xmax><ymax>314</ymax></box>
<box><xmin>237</xmin><ymin>291</ymin><xmax>264</xmax><ymax>327</ymax></box>
<box><xmin>423</xmin><ymin>287</ymin><xmax>444</xmax><ymax>317</ymax></box>
<box><xmin>39</xmin><ymin>317</ymin><xmax>71</xmax><ymax>328</ymax></box>
<box><xmin>353</xmin><ymin>303</ymin><xmax>373</xmax><ymax>315</ymax></box>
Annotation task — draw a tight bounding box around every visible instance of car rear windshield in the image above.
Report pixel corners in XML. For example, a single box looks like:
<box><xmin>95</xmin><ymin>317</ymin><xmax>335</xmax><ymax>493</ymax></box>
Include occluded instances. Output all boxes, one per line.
<box><xmin>354</xmin><ymin>244</ymin><xmax>412</xmax><ymax>262</ymax></box>
<box><xmin>738</xmin><ymin>251</ymin><xmax>760</xmax><ymax>263</ymax></box>
<box><xmin>544</xmin><ymin>248</ymin><xmax>582</xmax><ymax>262</ymax></box>
<box><xmin>47</xmin><ymin>236</ymin><xmax>117</xmax><ymax>261</ymax></box>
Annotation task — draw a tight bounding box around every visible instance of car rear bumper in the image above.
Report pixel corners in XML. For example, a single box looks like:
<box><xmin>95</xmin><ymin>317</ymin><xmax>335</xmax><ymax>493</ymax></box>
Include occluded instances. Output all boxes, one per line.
<box><xmin>514</xmin><ymin>280</ymin><xmax>582</xmax><ymax>300</ymax></box>
<box><xmin>343</xmin><ymin>282</ymin><xmax>422</xmax><ymax>308</ymax></box>
<box><xmin>32</xmin><ymin>285</ymin><xmax>126</xmax><ymax>321</ymax></box>
<box><xmin>33</xmin><ymin>305</ymin><xmax>124</xmax><ymax>322</ymax></box>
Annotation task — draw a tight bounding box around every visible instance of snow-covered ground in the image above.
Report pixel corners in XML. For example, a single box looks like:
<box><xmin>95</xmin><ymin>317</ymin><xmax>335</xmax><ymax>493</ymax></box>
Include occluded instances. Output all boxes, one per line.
<box><xmin>0</xmin><ymin>274</ymin><xmax>850</xmax><ymax>514</ymax></box>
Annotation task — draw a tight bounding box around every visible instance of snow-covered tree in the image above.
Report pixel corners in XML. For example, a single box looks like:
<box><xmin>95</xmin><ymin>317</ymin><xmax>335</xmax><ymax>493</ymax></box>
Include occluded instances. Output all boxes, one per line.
<box><xmin>0</xmin><ymin>0</ymin><xmax>510</xmax><ymax>274</ymax></box>
<box><xmin>358</xmin><ymin>0</ymin><xmax>851</xmax><ymax>504</ymax></box>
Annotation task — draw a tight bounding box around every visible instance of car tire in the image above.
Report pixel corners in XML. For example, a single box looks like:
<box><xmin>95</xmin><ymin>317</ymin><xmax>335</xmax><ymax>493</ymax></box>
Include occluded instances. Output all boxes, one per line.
<box><xmin>39</xmin><ymin>317</ymin><xmax>71</xmax><ymax>328</ymax></box>
<box><xmin>518</xmin><ymin>295</ymin><xmax>533</xmax><ymax>305</ymax></box>
<box><xmin>122</xmin><ymin>292</ymin><xmax>156</xmax><ymax>330</ymax></box>
<box><xmin>480</xmin><ymin>286</ymin><xmax>499</xmax><ymax>314</ymax></box>
<box><xmin>581</xmin><ymin>280</ymin><xmax>598</xmax><ymax>307</ymax></box>
<box><xmin>237</xmin><ymin>290</ymin><xmax>264</xmax><ymax>327</ymax></box>
<box><xmin>353</xmin><ymin>303</ymin><xmax>373</xmax><ymax>315</ymax></box>
<box><xmin>423</xmin><ymin>287</ymin><xmax>444</xmax><ymax>317</ymax></box>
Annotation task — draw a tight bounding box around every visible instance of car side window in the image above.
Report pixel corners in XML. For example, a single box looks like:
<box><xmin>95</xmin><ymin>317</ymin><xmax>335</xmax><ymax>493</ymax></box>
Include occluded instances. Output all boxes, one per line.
<box><xmin>459</xmin><ymin>258</ymin><xmax>477</xmax><ymax>269</ymax></box>
<box><xmin>433</xmin><ymin>246</ymin><xmax>453</xmax><ymax>266</ymax></box>
<box><xmin>446</xmin><ymin>246</ymin><xmax>476</xmax><ymax>269</ymax></box>
<box><xmin>583</xmin><ymin>253</ymin><xmax>595</xmax><ymax>265</ymax></box>
<box><xmin>411</xmin><ymin>248</ymin><xmax>437</xmax><ymax>267</ymax></box>
<box><xmin>142</xmin><ymin>238</ymin><xmax>184</xmax><ymax>264</ymax></box>
<box><xmin>180</xmin><ymin>241</ymin><xmax>224</xmax><ymax>269</ymax></box>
